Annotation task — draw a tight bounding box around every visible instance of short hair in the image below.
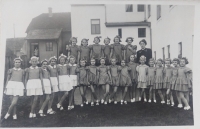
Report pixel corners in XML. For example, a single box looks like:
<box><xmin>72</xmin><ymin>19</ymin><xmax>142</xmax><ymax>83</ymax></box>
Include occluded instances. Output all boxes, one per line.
<box><xmin>165</xmin><ymin>58</ymin><xmax>172</xmax><ymax>64</ymax></box>
<box><xmin>172</xmin><ymin>58</ymin><xmax>180</xmax><ymax>64</ymax></box>
<box><xmin>156</xmin><ymin>58</ymin><xmax>164</xmax><ymax>64</ymax></box>
<box><xmin>49</xmin><ymin>56</ymin><xmax>57</xmax><ymax>63</ymax></box>
<box><xmin>104</xmin><ymin>37</ymin><xmax>111</xmax><ymax>43</ymax></box>
<box><xmin>94</xmin><ymin>36</ymin><xmax>101</xmax><ymax>42</ymax></box>
<box><xmin>41</xmin><ymin>59</ymin><xmax>48</xmax><ymax>65</ymax></box>
<box><xmin>139</xmin><ymin>39</ymin><xmax>147</xmax><ymax>45</ymax></box>
<box><xmin>180</xmin><ymin>57</ymin><xmax>189</xmax><ymax>64</ymax></box>
<box><xmin>125</xmin><ymin>37</ymin><xmax>134</xmax><ymax>42</ymax></box>
<box><xmin>13</xmin><ymin>57</ymin><xmax>23</xmax><ymax>63</ymax></box>
<box><xmin>69</xmin><ymin>37</ymin><xmax>77</xmax><ymax>43</ymax></box>
<box><xmin>149</xmin><ymin>58</ymin><xmax>155</xmax><ymax>64</ymax></box>
<box><xmin>99</xmin><ymin>57</ymin><xmax>106</xmax><ymax>61</ymax></box>
<box><xmin>81</xmin><ymin>38</ymin><xmax>89</xmax><ymax>46</ymax></box>
<box><xmin>29</xmin><ymin>56</ymin><xmax>40</xmax><ymax>64</ymax></box>
<box><xmin>58</xmin><ymin>54</ymin><xmax>67</xmax><ymax>61</ymax></box>
<box><xmin>90</xmin><ymin>56</ymin><xmax>96</xmax><ymax>61</ymax></box>
<box><xmin>80</xmin><ymin>58</ymin><xmax>87</xmax><ymax>63</ymax></box>
<box><xmin>113</xmin><ymin>35</ymin><xmax>122</xmax><ymax>42</ymax></box>
<box><xmin>69</xmin><ymin>55</ymin><xmax>76</xmax><ymax>60</ymax></box>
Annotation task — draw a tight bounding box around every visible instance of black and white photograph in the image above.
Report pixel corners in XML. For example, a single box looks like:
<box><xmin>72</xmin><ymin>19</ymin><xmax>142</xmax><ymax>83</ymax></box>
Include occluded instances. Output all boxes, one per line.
<box><xmin>0</xmin><ymin>0</ymin><xmax>198</xmax><ymax>127</ymax></box>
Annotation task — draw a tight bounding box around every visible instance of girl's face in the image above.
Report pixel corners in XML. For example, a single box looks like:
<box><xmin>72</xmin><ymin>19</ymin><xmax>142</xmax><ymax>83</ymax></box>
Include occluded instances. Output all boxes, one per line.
<box><xmin>127</xmin><ymin>38</ymin><xmax>133</xmax><ymax>45</ymax></box>
<box><xmin>165</xmin><ymin>61</ymin><xmax>171</xmax><ymax>67</ymax></box>
<box><xmin>180</xmin><ymin>59</ymin><xmax>186</xmax><ymax>67</ymax></box>
<box><xmin>149</xmin><ymin>61</ymin><xmax>154</xmax><ymax>67</ymax></box>
<box><xmin>70</xmin><ymin>58</ymin><xmax>75</xmax><ymax>64</ymax></box>
<box><xmin>60</xmin><ymin>58</ymin><xmax>65</xmax><ymax>65</ymax></box>
<box><xmin>104</xmin><ymin>39</ymin><xmax>110</xmax><ymax>45</ymax></box>
<box><xmin>31</xmin><ymin>58</ymin><xmax>38</xmax><ymax>67</ymax></box>
<box><xmin>130</xmin><ymin>55</ymin><xmax>135</xmax><ymax>62</ymax></box>
<box><xmin>50</xmin><ymin>59</ymin><xmax>56</xmax><ymax>66</ymax></box>
<box><xmin>172</xmin><ymin>61</ymin><xmax>178</xmax><ymax>67</ymax></box>
<box><xmin>100</xmin><ymin>59</ymin><xmax>105</xmax><ymax>65</ymax></box>
<box><xmin>42</xmin><ymin>62</ymin><xmax>48</xmax><ymax>69</ymax></box>
<box><xmin>14</xmin><ymin>60</ymin><xmax>21</xmax><ymax>68</ymax></box>
<box><xmin>82</xmin><ymin>40</ymin><xmax>88</xmax><ymax>47</ymax></box>
<box><xmin>94</xmin><ymin>38</ymin><xmax>100</xmax><ymax>44</ymax></box>
<box><xmin>80</xmin><ymin>61</ymin><xmax>86</xmax><ymax>67</ymax></box>
<box><xmin>111</xmin><ymin>59</ymin><xmax>116</xmax><ymax>65</ymax></box>
<box><xmin>72</xmin><ymin>39</ymin><xmax>77</xmax><ymax>46</ymax></box>
<box><xmin>157</xmin><ymin>61</ymin><xmax>162</xmax><ymax>67</ymax></box>
<box><xmin>121</xmin><ymin>61</ymin><xmax>126</xmax><ymax>66</ymax></box>
<box><xmin>114</xmin><ymin>38</ymin><xmax>120</xmax><ymax>43</ymax></box>
<box><xmin>90</xmin><ymin>59</ymin><xmax>95</xmax><ymax>66</ymax></box>
<box><xmin>139</xmin><ymin>42</ymin><xmax>146</xmax><ymax>49</ymax></box>
<box><xmin>140</xmin><ymin>59</ymin><xmax>145</xmax><ymax>65</ymax></box>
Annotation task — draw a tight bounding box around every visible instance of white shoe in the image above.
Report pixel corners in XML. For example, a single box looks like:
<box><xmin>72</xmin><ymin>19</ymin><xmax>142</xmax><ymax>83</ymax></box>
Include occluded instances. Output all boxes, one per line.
<box><xmin>13</xmin><ymin>115</ymin><xmax>17</xmax><ymax>120</ymax></box>
<box><xmin>154</xmin><ymin>100</ymin><xmax>156</xmax><ymax>103</ymax></box>
<box><xmin>171</xmin><ymin>102</ymin><xmax>174</xmax><ymax>107</ymax></box>
<box><xmin>85</xmin><ymin>101</ymin><xmax>89</xmax><ymax>105</ymax></box>
<box><xmin>71</xmin><ymin>105</ymin><xmax>74</xmax><ymax>109</ymax></box>
<box><xmin>33</xmin><ymin>114</ymin><xmax>36</xmax><ymax>118</ymax></box>
<box><xmin>130</xmin><ymin>99</ymin><xmax>133</xmax><ymax>103</ymax></box>
<box><xmin>101</xmin><ymin>99</ymin><xmax>104</xmax><ymax>104</ymax></box>
<box><xmin>144</xmin><ymin>98</ymin><xmax>147</xmax><ymax>102</ymax></box>
<box><xmin>121</xmin><ymin>100</ymin><xmax>124</xmax><ymax>103</ymax></box>
<box><xmin>148</xmin><ymin>100</ymin><xmax>151</xmax><ymax>103</ymax></box>
<box><xmin>96</xmin><ymin>102</ymin><xmax>99</xmax><ymax>105</ymax></box>
<box><xmin>167</xmin><ymin>100</ymin><xmax>170</xmax><ymax>105</ymax></box>
<box><xmin>132</xmin><ymin>98</ymin><xmax>136</xmax><ymax>102</ymax></box>
<box><xmin>186</xmin><ymin>106</ymin><xmax>191</xmax><ymax>110</ymax></box>
<box><xmin>109</xmin><ymin>99</ymin><xmax>112</xmax><ymax>103</ymax></box>
<box><xmin>161</xmin><ymin>101</ymin><xmax>165</xmax><ymax>104</ymax></box>
<box><xmin>68</xmin><ymin>106</ymin><xmax>71</xmax><ymax>110</ymax></box>
<box><xmin>114</xmin><ymin>101</ymin><xmax>117</xmax><ymax>104</ymax></box>
<box><xmin>4</xmin><ymin>113</ymin><xmax>10</xmax><ymax>119</ymax></box>
<box><xmin>91</xmin><ymin>102</ymin><xmax>94</xmax><ymax>106</ymax></box>
<box><xmin>139</xmin><ymin>97</ymin><xmax>141</xmax><ymax>101</ymax></box>
<box><xmin>104</xmin><ymin>102</ymin><xmax>107</xmax><ymax>105</ymax></box>
<box><xmin>178</xmin><ymin>104</ymin><xmax>183</xmax><ymax>108</ymax></box>
<box><xmin>124</xmin><ymin>101</ymin><xmax>127</xmax><ymax>104</ymax></box>
<box><xmin>81</xmin><ymin>104</ymin><xmax>84</xmax><ymax>107</ymax></box>
<box><xmin>29</xmin><ymin>113</ymin><xmax>33</xmax><ymax>118</ymax></box>
<box><xmin>60</xmin><ymin>106</ymin><xmax>64</xmax><ymax>110</ymax></box>
<box><xmin>57</xmin><ymin>103</ymin><xmax>61</xmax><ymax>108</ymax></box>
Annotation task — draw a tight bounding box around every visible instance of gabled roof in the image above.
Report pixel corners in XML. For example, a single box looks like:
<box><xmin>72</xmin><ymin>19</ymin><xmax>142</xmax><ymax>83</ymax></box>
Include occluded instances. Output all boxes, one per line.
<box><xmin>26</xmin><ymin>28</ymin><xmax>62</xmax><ymax>40</ymax></box>
<box><xmin>26</xmin><ymin>12</ymin><xmax>71</xmax><ymax>33</ymax></box>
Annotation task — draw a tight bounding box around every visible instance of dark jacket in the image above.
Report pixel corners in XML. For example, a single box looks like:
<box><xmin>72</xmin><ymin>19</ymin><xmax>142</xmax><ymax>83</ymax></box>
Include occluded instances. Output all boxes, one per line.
<box><xmin>136</xmin><ymin>48</ymin><xmax>152</xmax><ymax>66</ymax></box>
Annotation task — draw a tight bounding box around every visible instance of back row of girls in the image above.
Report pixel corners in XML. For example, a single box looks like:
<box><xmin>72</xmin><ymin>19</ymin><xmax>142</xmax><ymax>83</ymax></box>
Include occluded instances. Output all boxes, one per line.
<box><xmin>67</xmin><ymin>35</ymin><xmax>137</xmax><ymax>65</ymax></box>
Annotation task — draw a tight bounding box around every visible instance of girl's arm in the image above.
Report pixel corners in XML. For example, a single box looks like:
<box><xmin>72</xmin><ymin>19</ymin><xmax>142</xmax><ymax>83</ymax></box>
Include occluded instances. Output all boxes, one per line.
<box><xmin>24</xmin><ymin>69</ymin><xmax>29</xmax><ymax>89</ymax></box>
<box><xmin>39</xmin><ymin>69</ymin><xmax>45</xmax><ymax>92</ymax></box>
<box><xmin>107</xmin><ymin>66</ymin><xmax>112</xmax><ymax>85</ymax></box>
<box><xmin>90</xmin><ymin>46</ymin><xmax>93</xmax><ymax>59</ymax></box>
<box><xmin>77</xmin><ymin>51</ymin><xmax>80</xmax><ymax>64</ymax></box>
<box><xmin>56</xmin><ymin>66</ymin><xmax>60</xmax><ymax>90</ymax></box>
<box><xmin>97</xmin><ymin>67</ymin><xmax>100</xmax><ymax>86</ymax></box>
<box><xmin>110</xmin><ymin>46</ymin><xmax>113</xmax><ymax>59</ymax></box>
<box><xmin>22</xmin><ymin>70</ymin><xmax>25</xmax><ymax>86</ymax></box>
<box><xmin>48</xmin><ymin>72</ymin><xmax>53</xmax><ymax>92</ymax></box>
<box><xmin>123</xmin><ymin>50</ymin><xmax>126</xmax><ymax>62</ymax></box>
<box><xmin>5</xmin><ymin>69</ymin><xmax>11</xmax><ymax>88</ymax></box>
<box><xmin>102</xmin><ymin>46</ymin><xmax>104</xmax><ymax>57</ymax></box>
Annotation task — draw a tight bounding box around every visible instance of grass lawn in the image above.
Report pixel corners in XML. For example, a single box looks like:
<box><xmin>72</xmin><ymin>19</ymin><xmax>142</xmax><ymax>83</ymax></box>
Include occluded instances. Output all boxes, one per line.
<box><xmin>0</xmin><ymin>93</ymin><xmax>194</xmax><ymax>127</ymax></box>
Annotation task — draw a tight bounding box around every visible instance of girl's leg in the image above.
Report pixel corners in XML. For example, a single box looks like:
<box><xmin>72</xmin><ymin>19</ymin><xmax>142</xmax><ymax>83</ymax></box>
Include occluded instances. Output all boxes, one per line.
<box><xmin>176</xmin><ymin>91</ymin><xmax>182</xmax><ymax>104</ymax></box>
<box><xmin>13</xmin><ymin>105</ymin><xmax>17</xmax><ymax>116</ymax></box>
<box><xmin>110</xmin><ymin>86</ymin><xmax>118</xmax><ymax>101</ymax></box>
<box><xmin>143</xmin><ymin>89</ymin><xmax>147</xmax><ymax>101</ymax></box>
<box><xmin>140</xmin><ymin>88</ymin><xmax>144</xmax><ymax>99</ymax></box>
<box><xmin>70</xmin><ymin>87</ymin><xmax>76</xmax><ymax>107</ymax></box>
<box><xmin>39</xmin><ymin>95</ymin><xmax>45</xmax><ymax>109</ymax></box>
<box><xmin>166</xmin><ymin>89</ymin><xmax>170</xmax><ymax>104</ymax></box>
<box><xmin>90</xmin><ymin>85</ymin><xmax>97</xmax><ymax>100</ymax></box>
<box><xmin>185</xmin><ymin>91</ymin><xmax>190</xmax><ymax>104</ymax></box>
<box><xmin>58</xmin><ymin>92</ymin><xmax>62</xmax><ymax>102</ymax></box>
<box><xmin>149</xmin><ymin>86</ymin><xmax>152</xmax><ymax>102</ymax></box>
<box><xmin>103</xmin><ymin>84</ymin><xmax>110</xmax><ymax>102</ymax></box>
<box><xmin>79</xmin><ymin>86</ymin><xmax>87</xmax><ymax>103</ymax></box>
<box><xmin>40</xmin><ymin>95</ymin><xmax>50</xmax><ymax>111</ymax></box>
<box><xmin>152</xmin><ymin>89</ymin><xmax>156</xmax><ymax>101</ymax></box>
<box><xmin>48</xmin><ymin>93</ymin><xmax>55</xmax><ymax>110</ymax></box>
<box><xmin>5</xmin><ymin>96</ymin><xmax>19</xmax><ymax>118</ymax></box>
<box><xmin>179</xmin><ymin>91</ymin><xmax>189</xmax><ymax>107</ymax></box>
<box><xmin>162</xmin><ymin>89</ymin><xmax>166</xmax><ymax>101</ymax></box>
<box><xmin>31</xmin><ymin>96</ymin><xmax>38</xmax><ymax>113</ymax></box>
<box><xmin>122</xmin><ymin>87</ymin><xmax>128</xmax><ymax>101</ymax></box>
<box><xmin>58</xmin><ymin>91</ymin><xmax>69</xmax><ymax>106</ymax></box>
<box><xmin>158</xmin><ymin>90</ymin><xmax>164</xmax><ymax>102</ymax></box>
<box><xmin>170</xmin><ymin>91</ymin><xmax>174</xmax><ymax>106</ymax></box>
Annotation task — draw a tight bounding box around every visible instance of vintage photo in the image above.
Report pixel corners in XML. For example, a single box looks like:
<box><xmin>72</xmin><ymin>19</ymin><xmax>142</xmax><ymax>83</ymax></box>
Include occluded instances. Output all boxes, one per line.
<box><xmin>0</xmin><ymin>1</ymin><xmax>194</xmax><ymax>127</ymax></box>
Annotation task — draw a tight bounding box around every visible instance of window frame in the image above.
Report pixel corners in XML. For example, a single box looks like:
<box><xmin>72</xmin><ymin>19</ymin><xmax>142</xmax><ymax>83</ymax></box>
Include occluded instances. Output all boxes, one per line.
<box><xmin>138</xmin><ymin>28</ymin><xmax>146</xmax><ymax>38</ymax></box>
<box><xmin>157</xmin><ymin>5</ymin><xmax>161</xmax><ymax>20</ymax></box>
<box><xmin>148</xmin><ymin>5</ymin><xmax>151</xmax><ymax>18</ymax></box>
<box><xmin>91</xmin><ymin>19</ymin><xmax>101</xmax><ymax>35</ymax></box>
<box><xmin>137</xmin><ymin>4</ymin><xmax>145</xmax><ymax>12</ymax></box>
<box><xmin>125</xmin><ymin>4</ymin><xmax>133</xmax><ymax>12</ymax></box>
<box><xmin>46</xmin><ymin>42</ymin><xmax>53</xmax><ymax>51</ymax></box>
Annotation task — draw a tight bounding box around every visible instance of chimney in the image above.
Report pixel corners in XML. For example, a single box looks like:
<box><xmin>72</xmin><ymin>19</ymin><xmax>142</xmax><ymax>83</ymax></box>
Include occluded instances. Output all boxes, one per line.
<box><xmin>48</xmin><ymin>7</ymin><xmax>52</xmax><ymax>17</ymax></box>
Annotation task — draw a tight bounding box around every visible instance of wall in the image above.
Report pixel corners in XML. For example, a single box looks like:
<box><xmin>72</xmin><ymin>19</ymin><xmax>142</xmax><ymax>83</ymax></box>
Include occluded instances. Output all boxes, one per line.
<box><xmin>146</xmin><ymin>5</ymin><xmax>194</xmax><ymax>68</ymax></box>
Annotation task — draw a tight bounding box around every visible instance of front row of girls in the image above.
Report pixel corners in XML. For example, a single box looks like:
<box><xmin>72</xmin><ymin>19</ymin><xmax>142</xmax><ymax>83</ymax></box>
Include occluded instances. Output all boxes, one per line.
<box><xmin>3</xmin><ymin>54</ymin><xmax>192</xmax><ymax>120</ymax></box>
<box><xmin>67</xmin><ymin>35</ymin><xmax>137</xmax><ymax>65</ymax></box>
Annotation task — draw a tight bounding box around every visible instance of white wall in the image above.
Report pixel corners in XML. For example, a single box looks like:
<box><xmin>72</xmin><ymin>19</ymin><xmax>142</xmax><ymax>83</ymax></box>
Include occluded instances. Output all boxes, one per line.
<box><xmin>106</xmin><ymin>4</ymin><xmax>145</xmax><ymax>22</ymax></box>
<box><xmin>146</xmin><ymin>5</ymin><xmax>194</xmax><ymax>68</ymax></box>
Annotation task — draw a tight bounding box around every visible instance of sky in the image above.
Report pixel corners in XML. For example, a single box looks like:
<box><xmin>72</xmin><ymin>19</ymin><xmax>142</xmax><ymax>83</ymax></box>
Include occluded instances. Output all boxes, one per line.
<box><xmin>1</xmin><ymin>0</ymin><xmax>71</xmax><ymax>39</ymax></box>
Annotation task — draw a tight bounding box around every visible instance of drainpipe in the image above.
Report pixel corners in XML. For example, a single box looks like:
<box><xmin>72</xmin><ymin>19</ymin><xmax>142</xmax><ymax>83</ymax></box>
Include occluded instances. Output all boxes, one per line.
<box><xmin>144</xmin><ymin>5</ymin><xmax>147</xmax><ymax>22</ymax></box>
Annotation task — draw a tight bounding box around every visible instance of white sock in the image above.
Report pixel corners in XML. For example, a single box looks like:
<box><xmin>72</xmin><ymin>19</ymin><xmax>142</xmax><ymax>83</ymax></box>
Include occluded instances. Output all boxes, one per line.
<box><xmin>4</xmin><ymin>113</ymin><xmax>10</xmax><ymax>119</ymax></box>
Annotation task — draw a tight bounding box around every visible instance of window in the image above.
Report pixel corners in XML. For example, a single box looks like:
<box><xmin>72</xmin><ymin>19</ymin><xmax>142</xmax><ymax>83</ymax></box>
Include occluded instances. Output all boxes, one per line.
<box><xmin>178</xmin><ymin>42</ymin><xmax>182</xmax><ymax>58</ymax></box>
<box><xmin>157</xmin><ymin>5</ymin><xmax>161</xmax><ymax>20</ymax></box>
<box><xmin>126</xmin><ymin>4</ymin><xmax>133</xmax><ymax>12</ymax></box>
<box><xmin>46</xmin><ymin>42</ymin><xmax>53</xmax><ymax>51</ymax></box>
<box><xmin>154</xmin><ymin>51</ymin><xmax>156</xmax><ymax>60</ymax></box>
<box><xmin>148</xmin><ymin>5</ymin><xmax>151</xmax><ymax>18</ymax></box>
<box><xmin>162</xmin><ymin>47</ymin><xmax>165</xmax><ymax>60</ymax></box>
<box><xmin>91</xmin><ymin>19</ymin><xmax>100</xmax><ymax>34</ymax></box>
<box><xmin>138</xmin><ymin>28</ymin><xmax>146</xmax><ymax>38</ymax></box>
<box><xmin>137</xmin><ymin>5</ymin><xmax>144</xmax><ymax>12</ymax></box>
<box><xmin>167</xmin><ymin>45</ymin><xmax>170</xmax><ymax>58</ymax></box>
<box><xmin>118</xmin><ymin>28</ymin><xmax>122</xmax><ymax>38</ymax></box>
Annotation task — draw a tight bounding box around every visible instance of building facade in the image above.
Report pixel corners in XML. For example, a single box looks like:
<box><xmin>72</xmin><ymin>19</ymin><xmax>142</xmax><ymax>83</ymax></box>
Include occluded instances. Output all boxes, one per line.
<box><xmin>145</xmin><ymin>5</ymin><xmax>194</xmax><ymax>68</ymax></box>
<box><xmin>71</xmin><ymin>4</ymin><xmax>151</xmax><ymax>48</ymax></box>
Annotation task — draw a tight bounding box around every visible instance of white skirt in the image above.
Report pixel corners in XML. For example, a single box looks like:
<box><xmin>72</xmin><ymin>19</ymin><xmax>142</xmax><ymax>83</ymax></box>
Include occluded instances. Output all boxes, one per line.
<box><xmin>59</xmin><ymin>75</ymin><xmax>72</xmax><ymax>91</ymax></box>
<box><xmin>43</xmin><ymin>79</ymin><xmax>51</xmax><ymax>94</ymax></box>
<box><xmin>69</xmin><ymin>75</ymin><xmax>77</xmax><ymax>87</ymax></box>
<box><xmin>50</xmin><ymin>77</ymin><xmax>59</xmax><ymax>92</ymax></box>
<box><xmin>26</xmin><ymin>79</ymin><xmax>43</xmax><ymax>96</ymax></box>
<box><xmin>4</xmin><ymin>81</ymin><xmax>24</xmax><ymax>96</ymax></box>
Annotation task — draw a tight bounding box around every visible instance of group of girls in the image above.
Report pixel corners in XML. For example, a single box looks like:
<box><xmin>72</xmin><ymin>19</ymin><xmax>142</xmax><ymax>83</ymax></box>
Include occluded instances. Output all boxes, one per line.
<box><xmin>3</xmin><ymin>36</ymin><xmax>192</xmax><ymax>121</ymax></box>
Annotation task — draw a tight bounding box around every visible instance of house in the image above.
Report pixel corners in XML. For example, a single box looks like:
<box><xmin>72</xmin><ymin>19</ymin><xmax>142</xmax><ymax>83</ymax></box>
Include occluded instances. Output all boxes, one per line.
<box><xmin>25</xmin><ymin>8</ymin><xmax>71</xmax><ymax>61</ymax></box>
<box><xmin>71</xmin><ymin>4</ymin><xmax>151</xmax><ymax>48</ymax></box>
<box><xmin>144</xmin><ymin>5</ymin><xmax>194</xmax><ymax>68</ymax></box>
